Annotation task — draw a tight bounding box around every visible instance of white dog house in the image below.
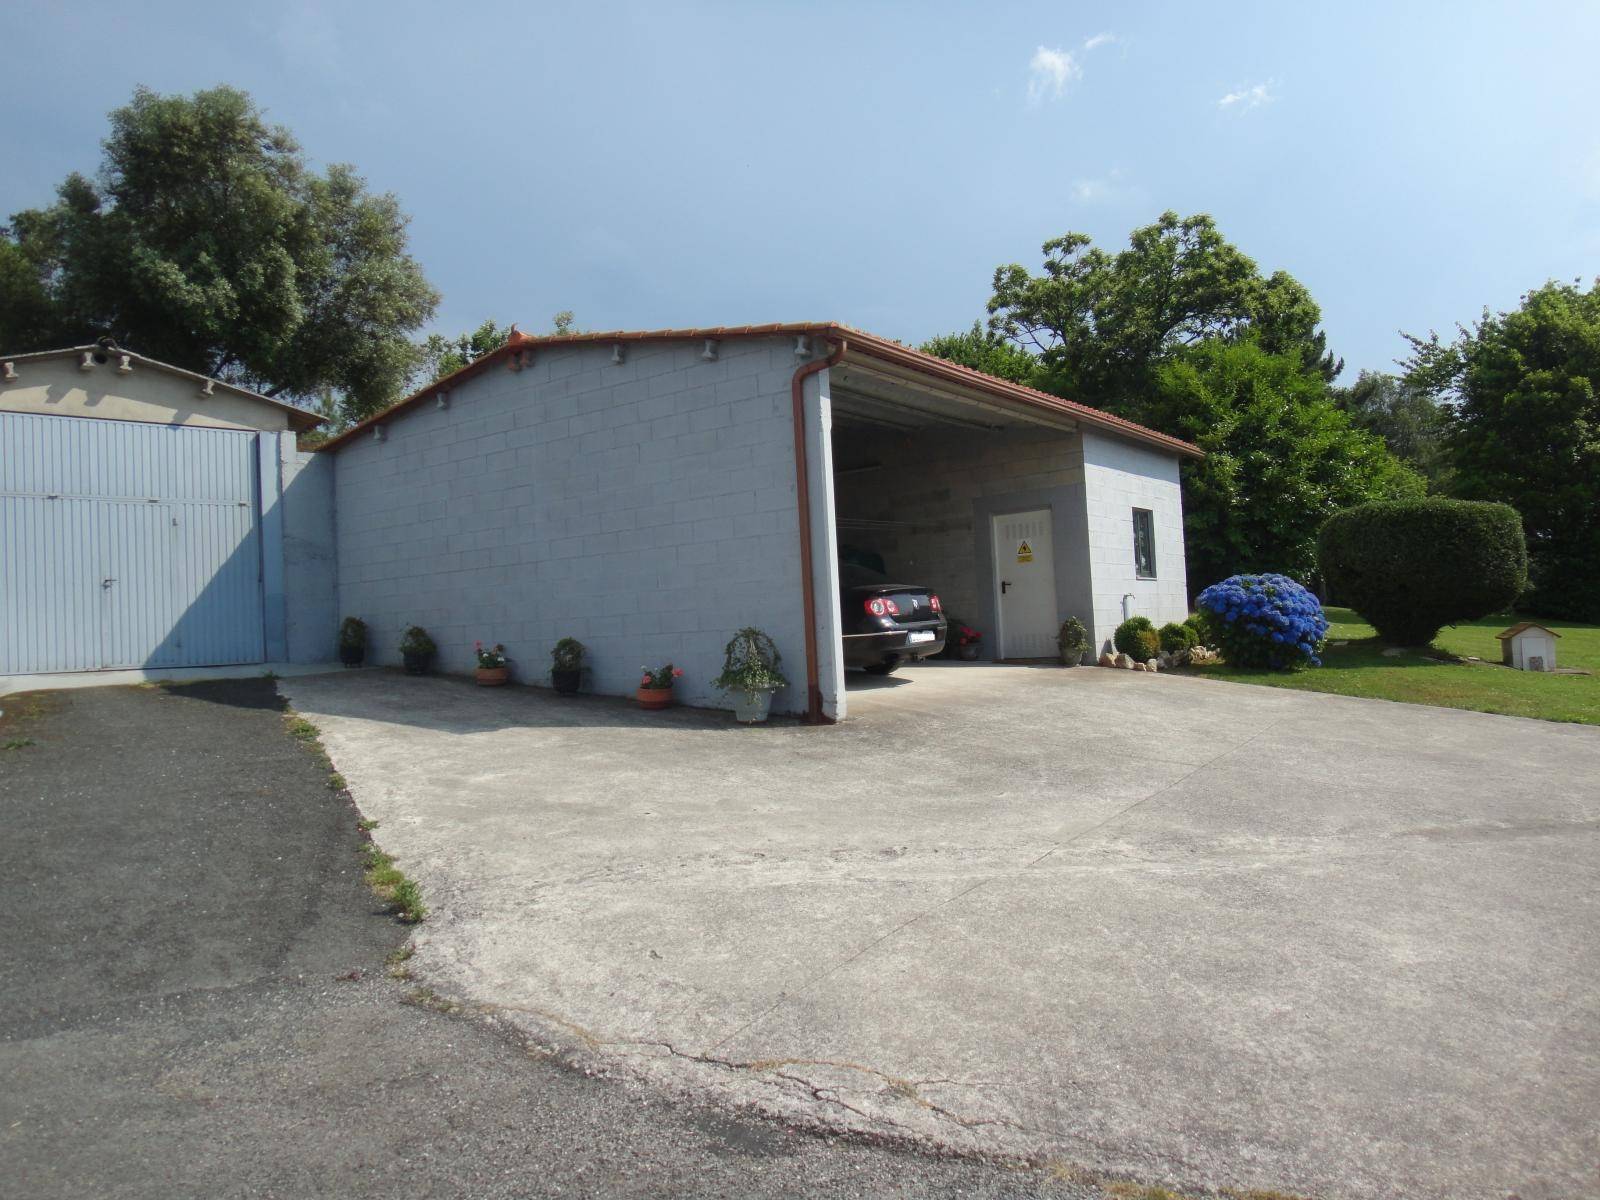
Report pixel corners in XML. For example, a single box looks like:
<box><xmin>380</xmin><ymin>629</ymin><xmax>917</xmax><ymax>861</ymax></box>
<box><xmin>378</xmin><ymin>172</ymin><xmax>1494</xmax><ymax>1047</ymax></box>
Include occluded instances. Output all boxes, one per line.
<box><xmin>1496</xmin><ymin>622</ymin><xmax>1560</xmax><ymax>672</ymax></box>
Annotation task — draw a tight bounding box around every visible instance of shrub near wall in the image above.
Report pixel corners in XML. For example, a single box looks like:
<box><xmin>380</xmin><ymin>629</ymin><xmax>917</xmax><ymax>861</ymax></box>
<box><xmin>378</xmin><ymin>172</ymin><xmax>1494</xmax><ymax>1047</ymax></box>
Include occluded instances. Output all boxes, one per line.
<box><xmin>1196</xmin><ymin>574</ymin><xmax>1328</xmax><ymax>669</ymax></box>
<box><xmin>1317</xmin><ymin>499</ymin><xmax>1527</xmax><ymax>646</ymax></box>
<box><xmin>1114</xmin><ymin>617</ymin><xmax>1160</xmax><ymax>663</ymax></box>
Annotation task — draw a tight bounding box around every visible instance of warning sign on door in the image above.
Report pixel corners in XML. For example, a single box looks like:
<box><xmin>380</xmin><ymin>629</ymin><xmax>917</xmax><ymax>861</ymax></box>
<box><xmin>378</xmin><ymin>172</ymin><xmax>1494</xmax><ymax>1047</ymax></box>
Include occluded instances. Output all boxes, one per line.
<box><xmin>1016</xmin><ymin>539</ymin><xmax>1034</xmax><ymax>564</ymax></box>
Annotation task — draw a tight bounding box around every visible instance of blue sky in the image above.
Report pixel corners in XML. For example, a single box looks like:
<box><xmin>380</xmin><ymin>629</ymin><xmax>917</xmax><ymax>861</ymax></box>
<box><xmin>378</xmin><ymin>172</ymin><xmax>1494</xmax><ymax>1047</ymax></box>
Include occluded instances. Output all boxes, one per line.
<box><xmin>4</xmin><ymin>1</ymin><xmax>1597</xmax><ymax>380</ymax></box>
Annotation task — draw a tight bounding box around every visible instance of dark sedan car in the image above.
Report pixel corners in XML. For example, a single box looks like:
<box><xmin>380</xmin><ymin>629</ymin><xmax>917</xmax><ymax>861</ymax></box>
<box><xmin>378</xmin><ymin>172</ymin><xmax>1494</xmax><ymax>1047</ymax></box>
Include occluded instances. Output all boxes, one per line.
<box><xmin>839</xmin><ymin>563</ymin><xmax>947</xmax><ymax>674</ymax></box>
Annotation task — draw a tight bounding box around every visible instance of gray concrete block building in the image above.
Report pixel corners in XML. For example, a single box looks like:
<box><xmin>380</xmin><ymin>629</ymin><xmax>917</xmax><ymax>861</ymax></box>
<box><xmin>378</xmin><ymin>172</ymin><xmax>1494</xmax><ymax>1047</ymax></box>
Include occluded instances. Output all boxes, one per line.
<box><xmin>2</xmin><ymin>324</ymin><xmax>1201</xmax><ymax>721</ymax></box>
<box><xmin>321</xmin><ymin>324</ymin><xmax>1200</xmax><ymax>720</ymax></box>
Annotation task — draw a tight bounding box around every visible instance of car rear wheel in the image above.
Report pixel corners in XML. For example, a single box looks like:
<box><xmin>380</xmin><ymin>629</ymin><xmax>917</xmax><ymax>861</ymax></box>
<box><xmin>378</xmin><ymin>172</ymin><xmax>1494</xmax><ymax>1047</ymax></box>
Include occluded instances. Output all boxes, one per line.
<box><xmin>863</xmin><ymin>659</ymin><xmax>899</xmax><ymax>676</ymax></box>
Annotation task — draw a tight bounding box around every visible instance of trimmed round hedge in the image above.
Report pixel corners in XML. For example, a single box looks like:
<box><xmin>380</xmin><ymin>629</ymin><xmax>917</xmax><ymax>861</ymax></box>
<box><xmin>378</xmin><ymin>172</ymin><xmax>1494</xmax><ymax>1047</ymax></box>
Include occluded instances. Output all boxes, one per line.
<box><xmin>1317</xmin><ymin>499</ymin><xmax>1527</xmax><ymax>646</ymax></box>
<box><xmin>1113</xmin><ymin>616</ymin><xmax>1160</xmax><ymax>662</ymax></box>
<box><xmin>1158</xmin><ymin>621</ymin><xmax>1198</xmax><ymax>655</ymax></box>
<box><xmin>1196</xmin><ymin>574</ymin><xmax>1328</xmax><ymax>669</ymax></box>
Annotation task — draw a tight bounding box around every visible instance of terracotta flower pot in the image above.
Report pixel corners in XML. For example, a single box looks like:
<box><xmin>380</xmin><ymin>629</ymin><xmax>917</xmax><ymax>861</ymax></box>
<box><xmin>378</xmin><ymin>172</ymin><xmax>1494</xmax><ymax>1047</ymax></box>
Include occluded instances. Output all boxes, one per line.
<box><xmin>636</xmin><ymin>685</ymin><xmax>673</xmax><ymax>710</ymax></box>
<box><xmin>476</xmin><ymin>666</ymin><xmax>509</xmax><ymax>687</ymax></box>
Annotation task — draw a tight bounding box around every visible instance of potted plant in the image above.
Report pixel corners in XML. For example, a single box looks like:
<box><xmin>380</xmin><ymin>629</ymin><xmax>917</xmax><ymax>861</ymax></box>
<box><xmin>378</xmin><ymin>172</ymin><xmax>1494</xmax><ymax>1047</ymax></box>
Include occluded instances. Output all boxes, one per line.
<box><xmin>1057</xmin><ymin>617</ymin><xmax>1089</xmax><ymax>667</ymax></box>
<box><xmin>474</xmin><ymin>641</ymin><xmax>509</xmax><ymax>686</ymax></box>
<box><xmin>950</xmin><ymin>622</ymin><xmax>983</xmax><ymax>661</ymax></box>
<box><xmin>637</xmin><ymin>662</ymin><xmax>683</xmax><ymax>710</ymax></box>
<box><xmin>400</xmin><ymin>626</ymin><xmax>436</xmax><ymax>675</ymax></box>
<box><xmin>550</xmin><ymin>637</ymin><xmax>585</xmax><ymax>695</ymax></box>
<box><xmin>712</xmin><ymin>627</ymin><xmax>788</xmax><ymax>724</ymax></box>
<box><xmin>338</xmin><ymin>617</ymin><xmax>367</xmax><ymax>667</ymax></box>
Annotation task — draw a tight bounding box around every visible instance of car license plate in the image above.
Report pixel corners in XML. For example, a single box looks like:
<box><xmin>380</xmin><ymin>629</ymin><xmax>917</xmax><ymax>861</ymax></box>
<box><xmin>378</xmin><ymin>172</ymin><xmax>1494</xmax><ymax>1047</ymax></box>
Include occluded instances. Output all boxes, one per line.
<box><xmin>906</xmin><ymin>631</ymin><xmax>935</xmax><ymax>645</ymax></box>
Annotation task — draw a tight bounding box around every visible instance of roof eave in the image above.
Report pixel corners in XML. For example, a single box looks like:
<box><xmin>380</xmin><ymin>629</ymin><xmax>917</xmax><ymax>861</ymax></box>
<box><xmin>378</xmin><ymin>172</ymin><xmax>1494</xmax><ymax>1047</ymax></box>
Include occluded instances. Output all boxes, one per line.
<box><xmin>837</xmin><ymin>336</ymin><xmax>1204</xmax><ymax>459</ymax></box>
<box><xmin>0</xmin><ymin>344</ymin><xmax>324</xmax><ymax>431</ymax></box>
<box><xmin>316</xmin><ymin>323</ymin><xmax>1203</xmax><ymax>459</ymax></box>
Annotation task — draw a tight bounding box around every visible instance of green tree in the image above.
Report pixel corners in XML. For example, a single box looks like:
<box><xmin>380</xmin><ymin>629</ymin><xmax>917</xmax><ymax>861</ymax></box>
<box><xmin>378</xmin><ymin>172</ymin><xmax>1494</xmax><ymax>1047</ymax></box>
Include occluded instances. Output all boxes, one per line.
<box><xmin>986</xmin><ymin>211</ymin><xmax>1340</xmax><ymax>413</ymax></box>
<box><xmin>1150</xmin><ymin>340</ymin><xmax>1423</xmax><ymax>589</ymax></box>
<box><xmin>414</xmin><ymin>312</ymin><xmax>581</xmax><ymax>385</ymax></box>
<box><xmin>416</xmin><ymin>319</ymin><xmax>513</xmax><ymax>383</ymax></box>
<box><xmin>1404</xmin><ymin>280</ymin><xmax>1600</xmax><ymax>620</ymax></box>
<box><xmin>920</xmin><ymin>321</ymin><xmax>1042</xmax><ymax>385</ymax></box>
<box><xmin>1330</xmin><ymin>370</ymin><xmax>1453</xmax><ymax>489</ymax></box>
<box><xmin>0</xmin><ymin>85</ymin><xmax>438</xmax><ymax>423</ymax></box>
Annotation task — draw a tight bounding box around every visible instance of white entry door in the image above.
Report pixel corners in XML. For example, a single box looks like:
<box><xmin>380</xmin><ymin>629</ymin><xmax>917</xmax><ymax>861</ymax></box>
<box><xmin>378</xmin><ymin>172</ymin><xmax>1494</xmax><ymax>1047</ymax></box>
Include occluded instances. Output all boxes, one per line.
<box><xmin>991</xmin><ymin>509</ymin><xmax>1058</xmax><ymax>659</ymax></box>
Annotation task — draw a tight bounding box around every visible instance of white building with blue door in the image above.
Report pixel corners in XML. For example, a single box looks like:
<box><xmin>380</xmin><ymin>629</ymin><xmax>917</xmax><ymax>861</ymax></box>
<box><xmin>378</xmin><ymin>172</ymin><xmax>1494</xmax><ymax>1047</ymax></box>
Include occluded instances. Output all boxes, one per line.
<box><xmin>0</xmin><ymin>344</ymin><xmax>335</xmax><ymax>677</ymax></box>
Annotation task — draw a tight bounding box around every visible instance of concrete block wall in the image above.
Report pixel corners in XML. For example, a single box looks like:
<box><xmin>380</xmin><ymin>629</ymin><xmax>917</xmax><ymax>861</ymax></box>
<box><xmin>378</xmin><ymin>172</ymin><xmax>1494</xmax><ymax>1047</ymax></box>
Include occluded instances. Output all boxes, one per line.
<box><xmin>280</xmin><ymin>441</ymin><xmax>338</xmax><ymax>664</ymax></box>
<box><xmin>330</xmin><ymin>337</ymin><xmax>810</xmax><ymax>713</ymax></box>
<box><xmin>1081</xmin><ymin>430</ymin><xmax>1190</xmax><ymax>653</ymax></box>
<box><xmin>831</xmin><ymin>424</ymin><xmax>1095</xmax><ymax>653</ymax></box>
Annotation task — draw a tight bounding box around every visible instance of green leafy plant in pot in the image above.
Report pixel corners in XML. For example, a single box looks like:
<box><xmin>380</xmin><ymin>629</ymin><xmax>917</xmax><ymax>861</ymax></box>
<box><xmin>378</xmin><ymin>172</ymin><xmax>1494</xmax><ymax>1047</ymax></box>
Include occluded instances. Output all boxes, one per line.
<box><xmin>550</xmin><ymin>637</ymin><xmax>585</xmax><ymax>695</ymax></box>
<box><xmin>338</xmin><ymin>617</ymin><xmax>368</xmax><ymax>667</ymax></box>
<box><xmin>712</xmin><ymin>627</ymin><xmax>788</xmax><ymax>724</ymax></box>
<box><xmin>637</xmin><ymin>662</ymin><xmax>683</xmax><ymax>710</ymax></box>
<box><xmin>399</xmin><ymin>625</ymin><xmax>436</xmax><ymax>675</ymax></box>
<box><xmin>474</xmin><ymin>641</ymin><xmax>509</xmax><ymax>686</ymax></box>
<box><xmin>1056</xmin><ymin>617</ymin><xmax>1089</xmax><ymax>667</ymax></box>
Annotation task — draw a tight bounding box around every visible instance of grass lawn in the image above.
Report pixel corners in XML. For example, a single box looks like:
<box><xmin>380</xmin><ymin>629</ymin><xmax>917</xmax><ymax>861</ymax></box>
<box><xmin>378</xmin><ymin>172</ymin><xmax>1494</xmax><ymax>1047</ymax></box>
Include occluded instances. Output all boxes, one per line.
<box><xmin>1181</xmin><ymin>607</ymin><xmax>1600</xmax><ymax>726</ymax></box>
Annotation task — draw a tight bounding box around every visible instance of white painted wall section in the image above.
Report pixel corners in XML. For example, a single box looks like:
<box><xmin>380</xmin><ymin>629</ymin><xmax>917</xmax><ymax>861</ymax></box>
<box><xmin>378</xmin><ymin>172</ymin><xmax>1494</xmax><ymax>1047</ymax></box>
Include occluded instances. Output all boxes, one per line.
<box><xmin>806</xmin><ymin>367</ymin><xmax>847</xmax><ymax>719</ymax></box>
<box><xmin>1081</xmin><ymin>430</ymin><xmax>1189</xmax><ymax>654</ymax></box>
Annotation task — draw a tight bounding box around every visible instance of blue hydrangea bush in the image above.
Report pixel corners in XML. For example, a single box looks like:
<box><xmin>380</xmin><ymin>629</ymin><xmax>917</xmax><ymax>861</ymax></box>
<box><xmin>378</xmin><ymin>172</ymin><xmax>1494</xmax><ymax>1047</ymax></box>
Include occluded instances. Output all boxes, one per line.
<box><xmin>1196</xmin><ymin>573</ymin><xmax>1328</xmax><ymax>670</ymax></box>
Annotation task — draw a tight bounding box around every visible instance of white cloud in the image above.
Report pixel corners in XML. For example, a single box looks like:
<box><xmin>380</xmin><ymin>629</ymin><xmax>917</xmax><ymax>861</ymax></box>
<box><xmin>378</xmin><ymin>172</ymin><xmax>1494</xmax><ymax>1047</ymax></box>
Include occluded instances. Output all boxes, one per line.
<box><xmin>1027</xmin><ymin>45</ymin><xmax>1080</xmax><ymax>104</ymax></box>
<box><xmin>1218</xmin><ymin>81</ymin><xmax>1274</xmax><ymax>111</ymax></box>
<box><xmin>1070</xmin><ymin>167</ymin><xmax>1132</xmax><ymax>204</ymax></box>
<box><xmin>1083</xmin><ymin>31</ymin><xmax>1116</xmax><ymax>52</ymax></box>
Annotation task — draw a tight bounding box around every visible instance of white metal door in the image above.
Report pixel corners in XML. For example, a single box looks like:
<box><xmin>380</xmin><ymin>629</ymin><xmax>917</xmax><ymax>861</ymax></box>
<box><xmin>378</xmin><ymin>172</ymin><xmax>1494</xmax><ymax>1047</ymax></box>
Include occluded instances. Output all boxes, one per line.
<box><xmin>992</xmin><ymin>509</ymin><xmax>1058</xmax><ymax>659</ymax></box>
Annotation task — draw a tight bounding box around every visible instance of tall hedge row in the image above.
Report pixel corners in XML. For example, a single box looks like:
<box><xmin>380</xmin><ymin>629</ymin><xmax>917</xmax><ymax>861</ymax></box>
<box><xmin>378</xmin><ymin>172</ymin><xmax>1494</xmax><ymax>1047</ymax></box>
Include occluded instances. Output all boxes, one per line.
<box><xmin>1317</xmin><ymin>499</ymin><xmax>1527</xmax><ymax>645</ymax></box>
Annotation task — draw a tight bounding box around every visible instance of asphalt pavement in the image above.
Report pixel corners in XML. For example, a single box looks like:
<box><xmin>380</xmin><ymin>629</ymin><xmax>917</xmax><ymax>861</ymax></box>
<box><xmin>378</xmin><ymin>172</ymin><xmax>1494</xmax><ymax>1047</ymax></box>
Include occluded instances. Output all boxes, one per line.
<box><xmin>0</xmin><ymin>679</ymin><xmax>1097</xmax><ymax>1199</ymax></box>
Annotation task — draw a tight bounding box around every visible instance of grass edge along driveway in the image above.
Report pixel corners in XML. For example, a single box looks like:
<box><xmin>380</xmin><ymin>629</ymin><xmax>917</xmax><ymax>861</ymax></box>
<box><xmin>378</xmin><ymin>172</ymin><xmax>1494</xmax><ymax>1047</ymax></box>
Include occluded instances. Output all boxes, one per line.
<box><xmin>1182</xmin><ymin>606</ymin><xmax>1600</xmax><ymax>725</ymax></box>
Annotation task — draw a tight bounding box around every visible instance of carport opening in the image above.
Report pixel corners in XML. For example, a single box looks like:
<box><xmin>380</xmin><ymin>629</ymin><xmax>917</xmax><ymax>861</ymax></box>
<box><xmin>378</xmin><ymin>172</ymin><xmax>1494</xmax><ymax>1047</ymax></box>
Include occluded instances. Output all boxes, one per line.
<box><xmin>826</xmin><ymin>359</ymin><xmax>1085</xmax><ymax>683</ymax></box>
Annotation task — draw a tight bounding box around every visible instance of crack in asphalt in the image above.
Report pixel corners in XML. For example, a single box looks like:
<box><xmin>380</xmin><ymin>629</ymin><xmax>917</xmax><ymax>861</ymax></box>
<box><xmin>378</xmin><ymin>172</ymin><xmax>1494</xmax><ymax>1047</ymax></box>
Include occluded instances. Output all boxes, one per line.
<box><xmin>438</xmin><ymin>992</ymin><xmax>1227</xmax><ymax>1190</ymax></box>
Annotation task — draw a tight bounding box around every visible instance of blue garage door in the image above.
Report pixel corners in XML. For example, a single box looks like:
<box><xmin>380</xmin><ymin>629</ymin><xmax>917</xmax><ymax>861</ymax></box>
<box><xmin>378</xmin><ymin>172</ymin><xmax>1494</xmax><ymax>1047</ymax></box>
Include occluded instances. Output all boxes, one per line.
<box><xmin>0</xmin><ymin>412</ymin><xmax>265</xmax><ymax>673</ymax></box>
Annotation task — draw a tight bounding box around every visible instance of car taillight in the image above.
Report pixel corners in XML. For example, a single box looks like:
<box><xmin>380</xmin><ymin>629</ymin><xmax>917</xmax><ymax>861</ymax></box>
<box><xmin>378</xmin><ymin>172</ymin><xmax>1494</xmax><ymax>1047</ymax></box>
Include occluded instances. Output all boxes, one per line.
<box><xmin>929</xmin><ymin>594</ymin><xmax>942</xmax><ymax>613</ymax></box>
<box><xmin>865</xmin><ymin>597</ymin><xmax>899</xmax><ymax>617</ymax></box>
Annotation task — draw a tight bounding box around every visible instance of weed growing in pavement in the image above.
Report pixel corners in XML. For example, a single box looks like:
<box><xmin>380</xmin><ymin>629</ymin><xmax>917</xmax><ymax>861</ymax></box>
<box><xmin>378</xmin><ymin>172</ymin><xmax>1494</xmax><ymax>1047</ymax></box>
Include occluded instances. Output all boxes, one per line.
<box><xmin>282</xmin><ymin>706</ymin><xmax>428</xmax><ymax>925</ymax></box>
<box><xmin>391</xmin><ymin>879</ymin><xmax>427</xmax><ymax>923</ymax></box>
<box><xmin>0</xmin><ymin>691</ymin><xmax>60</xmax><ymax>747</ymax></box>
<box><xmin>386</xmin><ymin>944</ymin><xmax>415</xmax><ymax>979</ymax></box>
<box><xmin>363</xmin><ymin>845</ymin><xmax>404</xmax><ymax>889</ymax></box>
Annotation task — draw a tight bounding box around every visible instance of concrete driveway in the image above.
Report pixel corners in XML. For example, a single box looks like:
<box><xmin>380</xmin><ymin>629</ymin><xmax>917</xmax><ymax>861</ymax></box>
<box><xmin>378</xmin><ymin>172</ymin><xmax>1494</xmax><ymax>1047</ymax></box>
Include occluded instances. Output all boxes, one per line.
<box><xmin>5</xmin><ymin>678</ymin><xmax>1108</xmax><ymax>1200</ymax></box>
<box><xmin>281</xmin><ymin>662</ymin><xmax>1600</xmax><ymax>1200</ymax></box>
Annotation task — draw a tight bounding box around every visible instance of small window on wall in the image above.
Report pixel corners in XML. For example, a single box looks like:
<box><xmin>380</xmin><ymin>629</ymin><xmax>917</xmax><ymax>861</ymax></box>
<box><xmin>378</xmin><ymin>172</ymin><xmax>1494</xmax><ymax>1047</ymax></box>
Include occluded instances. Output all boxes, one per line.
<box><xmin>1132</xmin><ymin>508</ymin><xmax>1156</xmax><ymax>579</ymax></box>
